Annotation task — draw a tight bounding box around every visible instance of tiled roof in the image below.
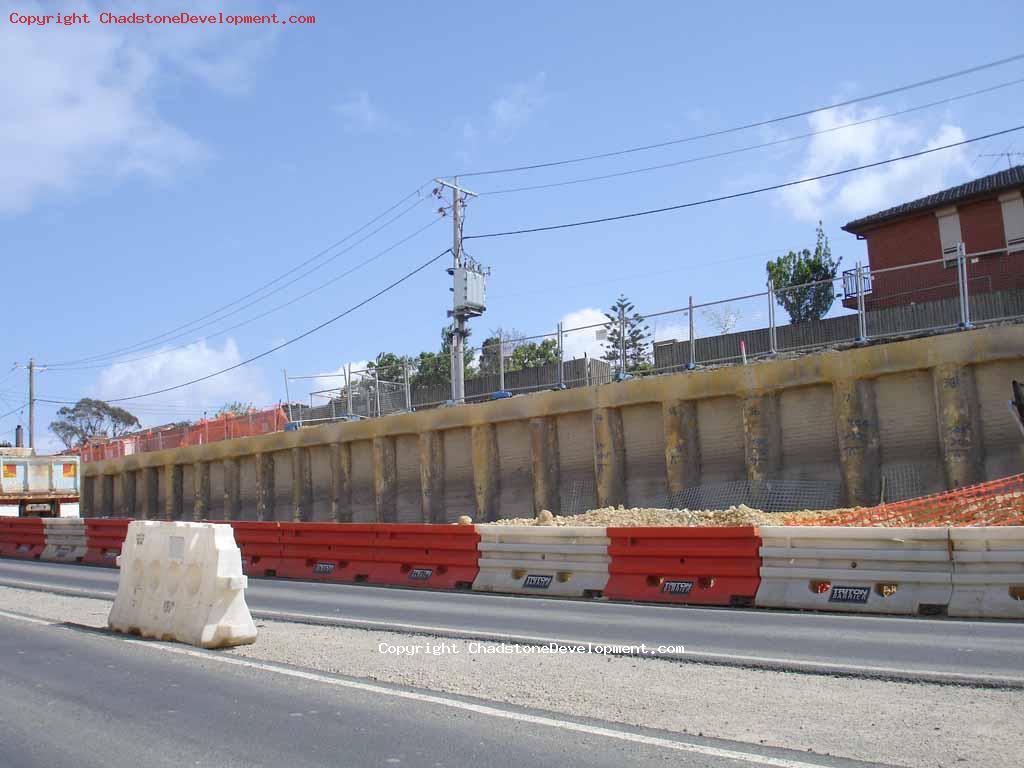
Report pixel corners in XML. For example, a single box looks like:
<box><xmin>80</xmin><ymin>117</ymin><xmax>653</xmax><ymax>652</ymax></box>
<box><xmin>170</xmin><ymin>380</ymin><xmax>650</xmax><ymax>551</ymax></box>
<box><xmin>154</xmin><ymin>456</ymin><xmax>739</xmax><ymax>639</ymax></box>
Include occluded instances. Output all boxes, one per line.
<box><xmin>843</xmin><ymin>165</ymin><xmax>1024</xmax><ymax>232</ymax></box>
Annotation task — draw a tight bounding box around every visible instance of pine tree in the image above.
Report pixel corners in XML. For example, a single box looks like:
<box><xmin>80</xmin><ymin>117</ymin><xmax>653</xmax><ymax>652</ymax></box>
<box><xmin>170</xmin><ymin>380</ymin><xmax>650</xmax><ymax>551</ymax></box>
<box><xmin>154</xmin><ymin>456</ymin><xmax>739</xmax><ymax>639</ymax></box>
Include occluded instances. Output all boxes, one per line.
<box><xmin>602</xmin><ymin>294</ymin><xmax>651</xmax><ymax>372</ymax></box>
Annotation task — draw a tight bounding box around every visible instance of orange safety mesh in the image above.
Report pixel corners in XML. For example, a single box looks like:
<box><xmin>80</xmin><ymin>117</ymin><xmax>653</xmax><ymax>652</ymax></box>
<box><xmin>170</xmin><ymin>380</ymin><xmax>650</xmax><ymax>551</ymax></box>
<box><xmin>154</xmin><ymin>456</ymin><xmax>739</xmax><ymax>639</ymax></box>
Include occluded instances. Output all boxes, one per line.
<box><xmin>789</xmin><ymin>473</ymin><xmax>1024</xmax><ymax>527</ymax></box>
<box><xmin>77</xmin><ymin>407</ymin><xmax>288</xmax><ymax>463</ymax></box>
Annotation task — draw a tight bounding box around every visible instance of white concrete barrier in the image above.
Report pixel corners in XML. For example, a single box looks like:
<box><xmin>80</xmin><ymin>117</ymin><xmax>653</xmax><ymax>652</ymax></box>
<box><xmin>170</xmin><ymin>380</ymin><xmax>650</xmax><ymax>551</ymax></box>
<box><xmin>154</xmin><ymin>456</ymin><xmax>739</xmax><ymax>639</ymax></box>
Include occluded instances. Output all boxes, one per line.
<box><xmin>949</xmin><ymin>526</ymin><xmax>1024</xmax><ymax>619</ymax></box>
<box><xmin>756</xmin><ymin>526</ymin><xmax>953</xmax><ymax>615</ymax></box>
<box><xmin>108</xmin><ymin>521</ymin><xmax>257</xmax><ymax>649</ymax></box>
<box><xmin>41</xmin><ymin>518</ymin><xmax>87</xmax><ymax>563</ymax></box>
<box><xmin>472</xmin><ymin>526</ymin><xmax>610</xmax><ymax>597</ymax></box>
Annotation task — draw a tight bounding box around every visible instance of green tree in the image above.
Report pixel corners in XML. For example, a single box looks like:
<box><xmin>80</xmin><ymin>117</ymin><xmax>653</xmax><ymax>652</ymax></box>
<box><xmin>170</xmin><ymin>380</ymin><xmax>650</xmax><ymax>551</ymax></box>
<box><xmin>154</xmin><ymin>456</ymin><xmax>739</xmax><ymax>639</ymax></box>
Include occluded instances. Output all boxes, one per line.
<box><xmin>766</xmin><ymin>222</ymin><xmax>841</xmax><ymax>324</ymax></box>
<box><xmin>367</xmin><ymin>352</ymin><xmax>414</xmax><ymax>382</ymax></box>
<box><xmin>602</xmin><ymin>294</ymin><xmax>651</xmax><ymax>372</ymax></box>
<box><xmin>478</xmin><ymin>327</ymin><xmax>525</xmax><ymax>375</ymax></box>
<box><xmin>411</xmin><ymin>327</ymin><xmax>476</xmax><ymax>389</ymax></box>
<box><xmin>509</xmin><ymin>339</ymin><xmax>559</xmax><ymax>370</ymax></box>
<box><xmin>215</xmin><ymin>401</ymin><xmax>253</xmax><ymax>417</ymax></box>
<box><xmin>49</xmin><ymin>398</ymin><xmax>141</xmax><ymax>450</ymax></box>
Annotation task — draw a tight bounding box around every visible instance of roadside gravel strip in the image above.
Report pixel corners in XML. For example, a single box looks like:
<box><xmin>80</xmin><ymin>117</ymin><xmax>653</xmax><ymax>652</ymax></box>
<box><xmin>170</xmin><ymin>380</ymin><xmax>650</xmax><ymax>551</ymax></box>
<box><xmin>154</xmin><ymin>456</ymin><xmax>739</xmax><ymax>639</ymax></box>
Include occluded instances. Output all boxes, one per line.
<box><xmin>0</xmin><ymin>586</ymin><xmax>1019</xmax><ymax>767</ymax></box>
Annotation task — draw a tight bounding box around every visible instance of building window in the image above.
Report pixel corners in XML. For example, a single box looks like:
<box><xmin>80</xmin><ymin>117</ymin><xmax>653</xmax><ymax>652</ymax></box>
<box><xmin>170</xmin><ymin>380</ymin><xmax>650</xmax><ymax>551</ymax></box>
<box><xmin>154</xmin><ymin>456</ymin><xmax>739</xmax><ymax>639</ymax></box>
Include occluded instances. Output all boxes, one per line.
<box><xmin>935</xmin><ymin>206</ymin><xmax>962</xmax><ymax>266</ymax></box>
<box><xmin>1000</xmin><ymin>191</ymin><xmax>1024</xmax><ymax>254</ymax></box>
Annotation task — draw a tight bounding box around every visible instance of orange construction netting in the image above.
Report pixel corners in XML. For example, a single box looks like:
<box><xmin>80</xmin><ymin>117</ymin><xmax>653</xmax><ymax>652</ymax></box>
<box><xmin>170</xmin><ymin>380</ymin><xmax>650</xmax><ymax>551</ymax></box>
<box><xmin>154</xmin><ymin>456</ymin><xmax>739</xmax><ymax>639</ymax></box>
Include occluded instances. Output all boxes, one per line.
<box><xmin>789</xmin><ymin>473</ymin><xmax>1024</xmax><ymax>527</ymax></box>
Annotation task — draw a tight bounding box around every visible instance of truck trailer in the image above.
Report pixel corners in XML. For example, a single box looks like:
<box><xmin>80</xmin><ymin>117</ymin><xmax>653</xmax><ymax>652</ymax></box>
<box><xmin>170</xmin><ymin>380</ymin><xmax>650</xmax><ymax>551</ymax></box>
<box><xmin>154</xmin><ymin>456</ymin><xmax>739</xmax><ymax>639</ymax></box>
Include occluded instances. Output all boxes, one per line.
<box><xmin>0</xmin><ymin>448</ymin><xmax>80</xmax><ymax>517</ymax></box>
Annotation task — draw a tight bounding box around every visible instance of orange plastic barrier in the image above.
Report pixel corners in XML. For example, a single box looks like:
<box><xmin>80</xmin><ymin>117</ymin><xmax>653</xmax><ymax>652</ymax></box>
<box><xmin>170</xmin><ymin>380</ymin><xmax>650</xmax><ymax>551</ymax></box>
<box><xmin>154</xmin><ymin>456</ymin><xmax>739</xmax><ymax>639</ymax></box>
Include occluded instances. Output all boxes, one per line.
<box><xmin>604</xmin><ymin>526</ymin><xmax>761</xmax><ymax>606</ymax></box>
<box><xmin>82</xmin><ymin>518</ymin><xmax>131</xmax><ymax>567</ymax></box>
<box><xmin>0</xmin><ymin>518</ymin><xmax>45</xmax><ymax>560</ymax></box>
<box><xmin>230</xmin><ymin>521</ymin><xmax>284</xmax><ymax>577</ymax></box>
<box><xmin>794</xmin><ymin>473</ymin><xmax>1024</xmax><ymax>528</ymax></box>
<box><xmin>275</xmin><ymin>523</ymin><xmax>377</xmax><ymax>582</ymax></box>
<box><xmin>370</xmin><ymin>524</ymin><xmax>480</xmax><ymax>590</ymax></box>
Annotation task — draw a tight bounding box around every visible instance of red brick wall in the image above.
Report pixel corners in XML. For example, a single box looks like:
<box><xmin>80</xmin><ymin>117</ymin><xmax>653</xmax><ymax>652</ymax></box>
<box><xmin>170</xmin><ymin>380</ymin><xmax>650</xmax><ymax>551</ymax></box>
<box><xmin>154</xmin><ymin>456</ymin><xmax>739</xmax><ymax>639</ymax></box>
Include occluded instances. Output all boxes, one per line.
<box><xmin>849</xmin><ymin>195</ymin><xmax>1024</xmax><ymax>310</ymax></box>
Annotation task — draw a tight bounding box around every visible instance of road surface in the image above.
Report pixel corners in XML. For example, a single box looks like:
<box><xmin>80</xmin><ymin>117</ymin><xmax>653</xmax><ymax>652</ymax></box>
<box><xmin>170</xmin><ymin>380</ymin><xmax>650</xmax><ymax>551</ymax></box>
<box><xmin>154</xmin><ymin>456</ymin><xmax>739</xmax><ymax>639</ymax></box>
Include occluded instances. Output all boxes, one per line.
<box><xmin>1</xmin><ymin>558</ymin><xmax>1022</xmax><ymax>684</ymax></box>
<box><xmin>0</xmin><ymin>611</ymin><xmax>876</xmax><ymax>768</ymax></box>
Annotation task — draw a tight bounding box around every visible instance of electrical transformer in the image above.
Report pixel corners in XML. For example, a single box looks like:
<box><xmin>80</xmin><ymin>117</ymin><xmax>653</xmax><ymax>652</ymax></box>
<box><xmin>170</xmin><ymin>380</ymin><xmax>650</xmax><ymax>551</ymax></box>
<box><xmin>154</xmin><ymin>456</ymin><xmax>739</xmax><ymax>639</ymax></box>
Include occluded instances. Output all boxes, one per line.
<box><xmin>453</xmin><ymin>266</ymin><xmax>486</xmax><ymax>314</ymax></box>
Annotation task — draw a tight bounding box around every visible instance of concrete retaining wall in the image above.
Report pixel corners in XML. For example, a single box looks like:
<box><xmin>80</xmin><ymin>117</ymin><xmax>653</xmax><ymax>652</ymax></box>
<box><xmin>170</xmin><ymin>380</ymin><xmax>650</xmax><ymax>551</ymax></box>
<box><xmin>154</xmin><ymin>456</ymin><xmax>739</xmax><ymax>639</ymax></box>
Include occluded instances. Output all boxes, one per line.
<box><xmin>81</xmin><ymin>325</ymin><xmax>1024</xmax><ymax>521</ymax></box>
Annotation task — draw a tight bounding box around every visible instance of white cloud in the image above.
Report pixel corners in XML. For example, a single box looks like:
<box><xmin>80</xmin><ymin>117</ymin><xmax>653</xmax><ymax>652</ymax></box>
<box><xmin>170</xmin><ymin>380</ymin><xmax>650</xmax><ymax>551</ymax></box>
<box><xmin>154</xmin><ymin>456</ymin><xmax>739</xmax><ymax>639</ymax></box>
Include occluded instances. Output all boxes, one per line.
<box><xmin>560</xmin><ymin>308</ymin><xmax>608</xmax><ymax>360</ymax></box>
<box><xmin>334</xmin><ymin>91</ymin><xmax>388</xmax><ymax>133</ymax></box>
<box><xmin>0</xmin><ymin>0</ymin><xmax>277</xmax><ymax>214</ymax></box>
<box><xmin>489</xmin><ymin>73</ymin><xmax>546</xmax><ymax>140</ymax></box>
<box><xmin>458</xmin><ymin>72</ymin><xmax>547</xmax><ymax>162</ymax></box>
<box><xmin>95</xmin><ymin>339</ymin><xmax>270</xmax><ymax>424</ymax></box>
<box><xmin>778</xmin><ymin>105</ymin><xmax>972</xmax><ymax>222</ymax></box>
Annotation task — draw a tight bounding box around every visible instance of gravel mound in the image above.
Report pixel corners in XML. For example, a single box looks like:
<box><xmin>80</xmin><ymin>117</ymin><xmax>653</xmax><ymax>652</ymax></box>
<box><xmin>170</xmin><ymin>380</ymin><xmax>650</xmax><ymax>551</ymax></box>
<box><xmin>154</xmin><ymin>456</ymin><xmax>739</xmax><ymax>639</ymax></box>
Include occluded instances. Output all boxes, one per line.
<box><xmin>492</xmin><ymin>505</ymin><xmax>835</xmax><ymax>527</ymax></box>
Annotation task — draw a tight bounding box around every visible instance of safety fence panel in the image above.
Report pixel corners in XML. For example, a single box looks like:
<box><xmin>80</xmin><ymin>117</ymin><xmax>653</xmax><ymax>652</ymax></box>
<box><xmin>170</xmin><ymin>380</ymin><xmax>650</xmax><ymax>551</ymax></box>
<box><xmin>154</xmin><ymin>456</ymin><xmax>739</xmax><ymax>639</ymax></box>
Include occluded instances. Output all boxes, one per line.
<box><xmin>0</xmin><ymin>517</ymin><xmax>45</xmax><ymax>559</ymax></box>
<box><xmin>370</xmin><ymin>524</ymin><xmax>479</xmax><ymax>589</ymax></box>
<box><xmin>276</xmin><ymin>522</ymin><xmax>378</xmax><ymax>582</ymax></box>
<box><xmin>108</xmin><ymin>521</ymin><xmax>257</xmax><ymax>649</ymax></box>
<box><xmin>756</xmin><ymin>526</ymin><xmax>953</xmax><ymax>615</ymax></box>
<box><xmin>949</xmin><ymin>526</ymin><xmax>1024</xmax><ymax>619</ymax></box>
<box><xmin>229</xmin><ymin>521</ymin><xmax>284</xmax><ymax>578</ymax></box>
<box><xmin>472</xmin><ymin>526</ymin><xmax>610</xmax><ymax>597</ymax></box>
<box><xmin>83</xmin><ymin>518</ymin><xmax>132</xmax><ymax>567</ymax></box>
<box><xmin>794</xmin><ymin>473</ymin><xmax>1024</xmax><ymax>528</ymax></box>
<box><xmin>40</xmin><ymin>518</ymin><xmax>87</xmax><ymax>563</ymax></box>
<box><xmin>605</xmin><ymin>527</ymin><xmax>761</xmax><ymax>606</ymax></box>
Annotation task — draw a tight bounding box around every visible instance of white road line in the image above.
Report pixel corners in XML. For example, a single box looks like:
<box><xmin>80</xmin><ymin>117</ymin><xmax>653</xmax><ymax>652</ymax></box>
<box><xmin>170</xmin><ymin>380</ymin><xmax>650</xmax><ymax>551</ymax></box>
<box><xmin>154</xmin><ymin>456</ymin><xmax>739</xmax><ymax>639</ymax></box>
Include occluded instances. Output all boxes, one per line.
<box><xmin>0</xmin><ymin>608</ymin><xmax>832</xmax><ymax>768</ymax></box>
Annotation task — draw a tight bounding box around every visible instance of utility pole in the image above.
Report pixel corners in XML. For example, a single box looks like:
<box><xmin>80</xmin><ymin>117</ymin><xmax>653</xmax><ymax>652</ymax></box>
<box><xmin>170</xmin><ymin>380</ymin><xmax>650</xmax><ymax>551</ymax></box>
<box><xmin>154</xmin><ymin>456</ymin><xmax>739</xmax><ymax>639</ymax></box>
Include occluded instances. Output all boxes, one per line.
<box><xmin>434</xmin><ymin>177</ymin><xmax>481</xmax><ymax>404</ymax></box>
<box><xmin>27</xmin><ymin>358</ymin><xmax>35</xmax><ymax>450</ymax></box>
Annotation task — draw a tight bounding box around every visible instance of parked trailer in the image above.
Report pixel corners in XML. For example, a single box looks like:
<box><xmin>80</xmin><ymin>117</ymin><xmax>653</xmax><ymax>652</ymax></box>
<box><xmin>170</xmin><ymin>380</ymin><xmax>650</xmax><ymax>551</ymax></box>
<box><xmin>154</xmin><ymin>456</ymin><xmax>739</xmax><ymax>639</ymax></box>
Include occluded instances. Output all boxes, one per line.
<box><xmin>0</xmin><ymin>448</ymin><xmax>80</xmax><ymax>518</ymax></box>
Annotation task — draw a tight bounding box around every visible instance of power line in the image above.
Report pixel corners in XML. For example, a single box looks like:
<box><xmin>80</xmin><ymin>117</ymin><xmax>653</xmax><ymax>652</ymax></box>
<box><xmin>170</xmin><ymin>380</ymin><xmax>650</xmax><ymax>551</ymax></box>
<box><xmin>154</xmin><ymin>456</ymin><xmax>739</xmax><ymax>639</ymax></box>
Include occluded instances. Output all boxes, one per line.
<box><xmin>0</xmin><ymin>402</ymin><xmax>27</xmax><ymax>421</ymax></box>
<box><xmin>46</xmin><ymin>248</ymin><xmax>451</xmax><ymax>404</ymax></box>
<box><xmin>455</xmin><ymin>52</ymin><xmax>1024</xmax><ymax>178</ymax></box>
<box><xmin>43</xmin><ymin>185</ymin><xmax>431</xmax><ymax>368</ymax></box>
<box><xmin>478</xmin><ymin>77</ymin><xmax>1024</xmax><ymax>196</ymax></box>
<box><xmin>47</xmin><ymin>217</ymin><xmax>442</xmax><ymax>372</ymax></box>
<box><xmin>464</xmin><ymin>124</ymin><xmax>1024</xmax><ymax>240</ymax></box>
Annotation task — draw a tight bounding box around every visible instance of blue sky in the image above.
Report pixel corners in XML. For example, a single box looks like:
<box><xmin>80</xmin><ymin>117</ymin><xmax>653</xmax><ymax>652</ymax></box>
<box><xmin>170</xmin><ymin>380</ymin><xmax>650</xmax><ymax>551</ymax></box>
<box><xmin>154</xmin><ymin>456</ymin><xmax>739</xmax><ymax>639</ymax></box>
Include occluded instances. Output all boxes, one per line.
<box><xmin>2</xmin><ymin>0</ymin><xmax>1023</xmax><ymax>449</ymax></box>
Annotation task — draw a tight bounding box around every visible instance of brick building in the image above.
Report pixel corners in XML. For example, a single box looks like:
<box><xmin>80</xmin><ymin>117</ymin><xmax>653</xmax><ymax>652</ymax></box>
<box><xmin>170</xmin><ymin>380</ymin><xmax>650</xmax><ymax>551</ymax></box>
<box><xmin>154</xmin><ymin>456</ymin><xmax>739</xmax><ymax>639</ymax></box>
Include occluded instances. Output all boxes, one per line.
<box><xmin>841</xmin><ymin>165</ymin><xmax>1024</xmax><ymax>310</ymax></box>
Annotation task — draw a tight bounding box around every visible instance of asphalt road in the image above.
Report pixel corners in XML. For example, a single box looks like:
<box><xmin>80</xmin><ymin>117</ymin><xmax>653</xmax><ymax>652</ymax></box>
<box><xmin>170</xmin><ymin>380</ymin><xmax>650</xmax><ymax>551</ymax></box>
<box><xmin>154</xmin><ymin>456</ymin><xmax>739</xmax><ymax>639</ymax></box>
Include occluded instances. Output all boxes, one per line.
<box><xmin>1</xmin><ymin>558</ymin><xmax>1022</xmax><ymax>683</ymax></box>
<box><xmin>0</xmin><ymin>612</ymin><xmax>875</xmax><ymax>768</ymax></box>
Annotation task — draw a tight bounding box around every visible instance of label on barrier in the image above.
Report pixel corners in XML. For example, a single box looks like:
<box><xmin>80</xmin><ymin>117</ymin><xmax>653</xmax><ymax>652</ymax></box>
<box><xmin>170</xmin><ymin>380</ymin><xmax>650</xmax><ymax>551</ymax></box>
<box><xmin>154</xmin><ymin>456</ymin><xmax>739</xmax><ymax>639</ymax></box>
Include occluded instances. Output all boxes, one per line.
<box><xmin>313</xmin><ymin>562</ymin><xmax>335</xmax><ymax>574</ymax></box>
<box><xmin>523</xmin><ymin>574</ymin><xmax>553</xmax><ymax>589</ymax></box>
<box><xmin>408</xmin><ymin>568</ymin><xmax>432</xmax><ymax>581</ymax></box>
<box><xmin>829</xmin><ymin>586</ymin><xmax>871</xmax><ymax>604</ymax></box>
<box><xmin>755</xmin><ymin>526</ymin><xmax>953</xmax><ymax>615</ymax></box>
<box><xmin>662</xmin><ymin>580</ymin><xmax>694</xmax><ymax>595</ymax></box>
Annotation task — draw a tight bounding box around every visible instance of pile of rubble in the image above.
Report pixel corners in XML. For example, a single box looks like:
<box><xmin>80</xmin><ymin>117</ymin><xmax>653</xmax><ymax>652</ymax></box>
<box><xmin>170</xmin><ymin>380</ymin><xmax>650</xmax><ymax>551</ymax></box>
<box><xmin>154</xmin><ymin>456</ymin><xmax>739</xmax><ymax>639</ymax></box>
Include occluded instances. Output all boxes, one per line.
<box><xmin>492</xmin><ymin>504</ymin><xmax>835</xmax><ymax>527</ymax></box>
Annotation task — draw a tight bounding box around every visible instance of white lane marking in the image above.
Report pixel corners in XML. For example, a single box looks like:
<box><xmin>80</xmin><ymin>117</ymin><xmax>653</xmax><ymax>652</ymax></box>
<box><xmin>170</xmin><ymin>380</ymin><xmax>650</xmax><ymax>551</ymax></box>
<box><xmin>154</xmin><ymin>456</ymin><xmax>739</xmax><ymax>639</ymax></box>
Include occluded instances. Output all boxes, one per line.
<box><xmin>0</xmin><ymin>609</ymin><xmax>831</xmax><ymax>768</ymax></box>
<box><xmin>1</xmin><ymin>579</ymin><xmax>1020</xmax><ymax>687</ymax></box>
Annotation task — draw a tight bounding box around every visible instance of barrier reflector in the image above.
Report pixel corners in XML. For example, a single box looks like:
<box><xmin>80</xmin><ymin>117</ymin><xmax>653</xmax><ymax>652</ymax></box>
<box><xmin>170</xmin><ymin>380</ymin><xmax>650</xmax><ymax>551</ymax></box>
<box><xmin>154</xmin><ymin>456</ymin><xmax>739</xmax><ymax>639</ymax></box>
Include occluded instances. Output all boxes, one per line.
<box><xmin>370</xmin><ymin>524</ymin><xmax>480</xmax><ymax>589</ymax></box>
<box><xmin>276</xmin><ymin>522</ymin><xmax>377</xmax><ymax>582</ymax></box>
<box><xmin>949</xmin><ymin>526</ymin><xmax>1024</xmax><ymax>619</ymax></box>
<box><xmin>755</xmin><ymin>526</ymin><xmax>952</xmax><ymax>615</ymax></box>
<box><xmin>41</xmin><ymin>518</ymin><xmax>87</xmax><ymax>563</ymax></box>
<box><xmin>605</xmin><ymin>526</ymin><xmax>761</xmax><ymax>606</ymax></box>
<box><xmin>472</xmin><ymin>526</ymin><xmax>610</xmax><ymax>597</ymax></box>
<box><xmin>108</xmin><ymin>521</ymin><xmax>257</xmax><ymax>649</ymax></box>
<box><xmin>0</xmin><ymin>518</ymin><xmax>45</xmax><ymax>560</ymax></box>
<box><xmin>83</xmin><ymin>518</ymin><xmax>132</xmax><ymax>567</ymax></box>
<box><xmin>229</xmin><ymin>521</ymin><xmax>283</xmax><ymax>577</ymax></box>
